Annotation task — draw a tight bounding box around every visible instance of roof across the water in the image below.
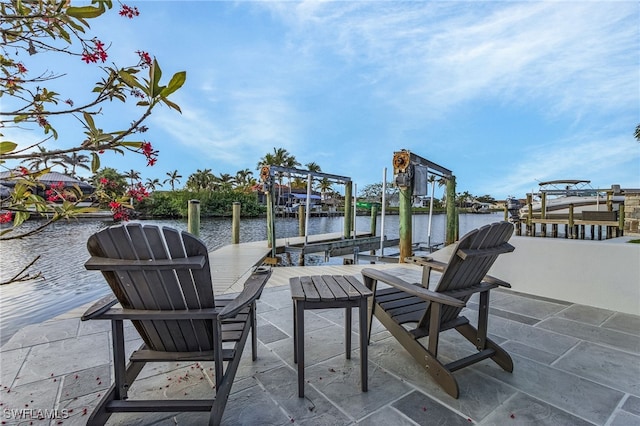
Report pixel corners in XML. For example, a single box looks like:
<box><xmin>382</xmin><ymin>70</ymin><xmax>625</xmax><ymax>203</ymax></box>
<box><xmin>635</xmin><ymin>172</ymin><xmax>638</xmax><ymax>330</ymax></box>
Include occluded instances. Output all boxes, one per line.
<box><xmin>538</xmin><ymin>179</ymin><xmax>591</xmax><ymax>186</ymax></box>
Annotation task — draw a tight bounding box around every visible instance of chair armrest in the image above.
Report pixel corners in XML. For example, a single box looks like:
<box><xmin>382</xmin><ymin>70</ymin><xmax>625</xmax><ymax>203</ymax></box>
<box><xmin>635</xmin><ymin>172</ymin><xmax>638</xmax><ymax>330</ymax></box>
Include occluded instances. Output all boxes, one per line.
<box><xmin>456</xmin><ymin>242</ymin><xmax>515</xmax><ymax>260</ymax></box>
<box><xmin>405</xmin><ymin>256</ymin><xmax>447</xmax><ymax>272</ymax></box>
<box><xmin>85</xmin><ymin>255</ymin><xmax>206</xmax><ymax>271</ymax></box>
<box><xmin>483</xmin><ymin>274</ymin><xmax>512</xmax><ymax>288</ymax></box>
<box><xmin>81</xmin><ymin>294</ymin><xmax>119</xmax><ymax>321</ymax></box>
<box><xmin>219</xmin><ymin>268</ymin><xmax>272</xmax><ymax>320</ymax></box>
<box><xmin>87</xmin><ymin>306</ymin><xmax>222</xmax><ymax>320</ymax></box>
<box><xmin>361</xmin><ymin>268</ymin><xmax>465</xmax><ymax>308</ymax></box>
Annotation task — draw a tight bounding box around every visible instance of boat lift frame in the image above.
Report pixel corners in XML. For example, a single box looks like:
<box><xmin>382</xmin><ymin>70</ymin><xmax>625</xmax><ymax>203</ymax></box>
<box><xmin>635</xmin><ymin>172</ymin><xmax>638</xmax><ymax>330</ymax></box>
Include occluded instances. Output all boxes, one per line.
<box><xmin>391</xmin><ymin>150</ymin><xmax>455</xmax><ymax>261</ymax></box>
<box><xmin>260</xmin><ymin>165</ymin><xmax>358</xmax><ymax>260</ymax></box>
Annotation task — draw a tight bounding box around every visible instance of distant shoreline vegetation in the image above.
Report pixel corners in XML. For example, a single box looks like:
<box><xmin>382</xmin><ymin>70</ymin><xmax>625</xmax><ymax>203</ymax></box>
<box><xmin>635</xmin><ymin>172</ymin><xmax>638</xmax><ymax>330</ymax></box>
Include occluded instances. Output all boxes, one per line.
<box><xmin>136</xmin><ymin>190</ymin><xmax>265</xmax><ymax>218</ymax></box>
<box><xmin>134</xmin><ymin>190</ymin><xmax>478</xmax><ymax>219</ymax></box>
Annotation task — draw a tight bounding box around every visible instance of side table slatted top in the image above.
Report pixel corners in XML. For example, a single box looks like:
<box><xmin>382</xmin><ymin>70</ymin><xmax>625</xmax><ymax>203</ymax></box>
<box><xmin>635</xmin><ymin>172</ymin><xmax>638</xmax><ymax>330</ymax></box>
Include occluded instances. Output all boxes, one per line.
<box><xmin>290</xmin><ymin>274</ymin><xmax>372</xmax><ymax>398</ymax></box>
<box><xmin>290</xmin><ymin>275</ymin><xmax>372</xmax><ymax>302</ymax></box>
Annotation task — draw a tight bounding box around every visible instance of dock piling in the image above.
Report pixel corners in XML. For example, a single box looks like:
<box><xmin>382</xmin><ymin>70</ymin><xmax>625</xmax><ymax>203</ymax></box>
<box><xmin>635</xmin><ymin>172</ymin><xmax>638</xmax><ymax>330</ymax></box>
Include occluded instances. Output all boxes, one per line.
<box><xmin>232</xmin><ymin>202</ymin><xmax>240</xmax><ymax>244</ymax></box>
<box><xmin>187</xmin><ymin>199</ymin><xmax>200</xmax><ymax>237</ymax></box>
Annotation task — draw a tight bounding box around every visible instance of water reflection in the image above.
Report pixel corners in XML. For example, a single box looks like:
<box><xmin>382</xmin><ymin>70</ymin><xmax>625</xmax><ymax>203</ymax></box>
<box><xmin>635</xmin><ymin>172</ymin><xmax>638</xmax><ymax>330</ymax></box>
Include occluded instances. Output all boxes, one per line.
<box><xmin>0</xmin><ymin>213</ymin><xmax>503</xmax><ymax>345</ymax></box>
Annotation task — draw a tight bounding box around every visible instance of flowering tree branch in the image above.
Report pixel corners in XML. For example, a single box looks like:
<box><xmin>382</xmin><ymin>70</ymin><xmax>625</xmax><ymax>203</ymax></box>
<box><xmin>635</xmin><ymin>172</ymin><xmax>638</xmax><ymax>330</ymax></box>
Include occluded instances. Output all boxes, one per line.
<box><xmin>0</xmin><ymin>0</ymin><xmax>185</xmax><ymax>226</ymax></box>
<box><xmin>0</xmin><ymin>0</ymin><xmax>186</xmax><ymax>282</ymax></box>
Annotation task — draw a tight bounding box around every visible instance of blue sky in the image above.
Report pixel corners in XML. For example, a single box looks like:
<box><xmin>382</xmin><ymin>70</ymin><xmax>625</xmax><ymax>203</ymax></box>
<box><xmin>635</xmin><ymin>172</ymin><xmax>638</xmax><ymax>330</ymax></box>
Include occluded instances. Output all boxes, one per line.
<box><xmin>5</xmin><ymin>1</ymin><xmax>639</xmax><ymax>199</ymax></box>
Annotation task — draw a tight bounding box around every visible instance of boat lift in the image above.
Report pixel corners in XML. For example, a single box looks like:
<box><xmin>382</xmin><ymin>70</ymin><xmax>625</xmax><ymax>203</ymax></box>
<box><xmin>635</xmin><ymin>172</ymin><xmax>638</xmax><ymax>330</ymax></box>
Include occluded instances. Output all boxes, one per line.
<box><xmin>260</xmin><ymin>165</ymin><xmax>395</xmax><ymax>264</ymax></box>
<box><xmin>391</xmin><ymin>150</ymin><xmax>455</xmax><ymax>261</ymax></box>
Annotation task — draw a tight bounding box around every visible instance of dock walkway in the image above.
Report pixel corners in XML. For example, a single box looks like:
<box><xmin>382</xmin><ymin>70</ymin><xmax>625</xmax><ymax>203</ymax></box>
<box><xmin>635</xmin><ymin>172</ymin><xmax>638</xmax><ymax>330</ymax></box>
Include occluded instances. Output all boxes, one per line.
<box><xmin>211</xmin><ymin>232</ymin><xmax>374</xmax><ymax>294</ymax></box>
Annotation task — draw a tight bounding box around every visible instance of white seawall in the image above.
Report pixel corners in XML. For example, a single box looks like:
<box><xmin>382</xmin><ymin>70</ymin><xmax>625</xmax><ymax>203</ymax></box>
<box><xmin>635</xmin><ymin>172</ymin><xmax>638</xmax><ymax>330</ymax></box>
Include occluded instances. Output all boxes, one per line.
<box><xmin>491</xmin><ymin>236</ymin><xmax>640</xmax><ymax>316</ymax></box>
<box><xmin>430</xmin><ymin>235</ymin><xmax>640</xmax><ymax>316</ymax></box>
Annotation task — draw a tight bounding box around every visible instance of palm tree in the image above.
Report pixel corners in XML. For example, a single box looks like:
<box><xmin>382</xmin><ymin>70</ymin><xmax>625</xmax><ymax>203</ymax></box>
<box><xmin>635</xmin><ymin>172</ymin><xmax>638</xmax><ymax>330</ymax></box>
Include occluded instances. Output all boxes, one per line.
<box><xmin>234</xmin><ymin>168</ymin><xmax>255</xmax><ymax>192</ymax></box>
<box><xmin>145</xmin><ymin>178</ymin><xmax>162</xmax><ymax>191</ymax></box>
<box><xmin>305</xmin><ymin>162</ymin><xmax>321</xmax><ymax>173</ymax></box>
<box><xmin>21</xmin><ymin>146</ymin><xmax>65</xmax><ymax>171</ymax></box>
<box><xmin>316</xmin><ymin>177</ymin><xmax>333</xmax><ymax>201</ymax></box>
<box><xmin>215</xmin><ymin>173</ymin><xmax>235</xmax><ymax>191</ymax></box>
<box><xmin>304</xmin><ymin>162</ymin><xmax>322</xmax><ymax>191</ymax></box>
<box><xmin>186</xmin><ymin>169</ymin><xmax>215</xmax><ymax>191</ymax></box>
<box><xmin>163</xmin><ymin>170</ymin><xmax>182</xmax><ymax>191</ymax></box>
<box><xmin>59</xmin><ymin>153</ymin><xmax>90</xmax><ymax>177</ymax></box>
<box><xmin>123</xmin><ymin>169</ymin><xmax>141</xmax><ymax>186</ymax></box>
<box><xmin>291</xmin><ymin>177</ymin><xmax>306</xmax><ymax>190</ymax></box>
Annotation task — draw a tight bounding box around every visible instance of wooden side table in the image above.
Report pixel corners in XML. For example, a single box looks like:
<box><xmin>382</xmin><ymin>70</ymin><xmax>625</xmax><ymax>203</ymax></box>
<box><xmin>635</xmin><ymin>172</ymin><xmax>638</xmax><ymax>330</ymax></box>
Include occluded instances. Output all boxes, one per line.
<box><xmin>289</xmin><ymin>275</ymin><xmax>373</xmax><ymax>398</ymax></box>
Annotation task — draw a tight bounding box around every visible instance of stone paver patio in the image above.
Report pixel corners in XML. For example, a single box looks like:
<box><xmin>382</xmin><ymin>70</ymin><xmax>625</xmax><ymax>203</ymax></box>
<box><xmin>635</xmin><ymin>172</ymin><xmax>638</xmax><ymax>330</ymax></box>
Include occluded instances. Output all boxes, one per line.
<box><xmin>1</xmin><ymin>265</ymin><xmax>639</xmax><ymax>425</ymax></box>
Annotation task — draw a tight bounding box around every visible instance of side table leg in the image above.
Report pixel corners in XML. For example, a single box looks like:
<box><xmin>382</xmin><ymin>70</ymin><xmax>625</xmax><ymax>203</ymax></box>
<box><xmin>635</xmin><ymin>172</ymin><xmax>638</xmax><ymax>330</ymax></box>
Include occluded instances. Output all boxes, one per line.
<box><xmin>293</xmin><ymin>301</ymin><xmax>297</xmax><ymax>364</ymax></box>
<box><xmin>296</xmin><ymin>302</ymin><xmax>305</xmax><ymax>398</ymax></box>
<box><xmin>345</xmin><ymin>306</ymin><xmax>352</xmax><ymax>360</ymax></box>
<box><xmin>359</xmin><ymin>299</ymin><xmax>368</xmax><ymax>392</ymax></box>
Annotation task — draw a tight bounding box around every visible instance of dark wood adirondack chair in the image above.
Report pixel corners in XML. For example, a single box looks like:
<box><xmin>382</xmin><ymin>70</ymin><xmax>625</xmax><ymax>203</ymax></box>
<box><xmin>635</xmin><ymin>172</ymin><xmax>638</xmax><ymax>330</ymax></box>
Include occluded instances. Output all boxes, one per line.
<box><xmin>81</xmin><ymin>223</ymin><xmax>272</xmax><ymax>426</ymax></box>
<box><xmin>361</xmin><ymin>221</ymin><xmax>515</xmax><ymax>398</ymax></box>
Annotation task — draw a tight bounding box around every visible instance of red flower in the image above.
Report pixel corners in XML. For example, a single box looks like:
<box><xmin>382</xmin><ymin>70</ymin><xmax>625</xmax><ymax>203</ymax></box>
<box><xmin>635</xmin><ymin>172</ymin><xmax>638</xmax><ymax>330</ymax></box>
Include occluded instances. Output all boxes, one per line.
<box><xmin>127</xmin><ymin>183</ymin><xmax>150</xmax><ymax>201</ymax></box>
<box><xmin>81</xmin><ymin>52</ymin><xmax>97</xmax><ymax>64</ymax></box>
<box><xmin>16</xmin><ymin>63</ymin><xmax>27</xmax><ymax>74</ymax></box>
<box><xmin>18</xmin><ymin>167</ymin><xmax>29</xmax><ymax>175</ymax></box>
<box><xmin>138</xmin><ymin>141</ymin><xmax>158</xmax><ymax>166</ymax></box>
<box><xmin>119</xmin><ymin>4</ymin><xmax>140</xmax><ymax>18</ymax></box>
<box><xmin>136</xmin><ymin>50</ymin><xmax>152</xmax><ymax>67</ymax></box>
<box><xmin>0</xmin><ymin>212</ymin><xmax>12</xmax><ymax>224</ymax></box>
<box><xmin>109</xmin><ymin>201</ymin><xmax>121</xmax><ymax>209</ymax></box>
<box><xmin>141</xmin><ymin>142</ymin><xmax>153</xmax><ymax>155</ymax></box>
<box><xmin>81</xmin><ymin>39</ymin><xmax>108</xmax><ymax>64</ymax></box>
<box><xmin>99</xmin><ymin>177</ymin><xmax>109</xmax><ymax>185</ymax></box>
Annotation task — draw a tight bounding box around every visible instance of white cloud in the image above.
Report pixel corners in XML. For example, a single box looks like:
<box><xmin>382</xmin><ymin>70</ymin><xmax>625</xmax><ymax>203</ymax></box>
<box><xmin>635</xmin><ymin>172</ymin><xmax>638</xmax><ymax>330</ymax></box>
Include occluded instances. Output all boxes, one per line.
<box><xmin>152</xmin><ymin>86</ymin><xmax>301</xmax><ymax>169</ymax></box>
<box><xmin>490</xmin><ymin>133</ymin><xmax>639</xmax><ymax>197</ymax></box>
<box><xmin>263</xmin><ymin>1</ymin><xmax>638</xmax><ymax>120</ymax></box>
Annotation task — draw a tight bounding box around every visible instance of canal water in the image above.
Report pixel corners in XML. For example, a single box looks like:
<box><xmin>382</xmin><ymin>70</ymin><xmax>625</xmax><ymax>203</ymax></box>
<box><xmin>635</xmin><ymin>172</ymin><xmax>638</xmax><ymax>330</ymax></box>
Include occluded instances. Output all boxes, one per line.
<box><xmin>0</xmin><ymin>213</ymin><xmax>503</xmax><ymax>345</ymax></box>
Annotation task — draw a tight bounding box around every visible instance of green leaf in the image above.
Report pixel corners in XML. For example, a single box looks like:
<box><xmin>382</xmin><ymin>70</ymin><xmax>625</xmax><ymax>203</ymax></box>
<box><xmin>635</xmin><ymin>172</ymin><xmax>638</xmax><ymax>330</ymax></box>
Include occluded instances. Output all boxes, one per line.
<box><xmin>160</xmin><ymin>71</ymin><xmax>186</xmax><ymax>97</ymax></box>
<box><xmin>118</xmin><ymin>69</ymin><xmax>144</xmax><ymax>91</ymax></box>
<box><xmin>150</xmin><ymin>59</ymin><xmax>162</xmax><ymax>97</ymax></box>
<box><xmin>121</xmin><ymin>142</ymin><xmax>143</xmax><ymax>147</ymax></box>
<box><xmin>54</xmin><ymin>23</ymin><xmax>71</xmax><ymax>43</ymax></box>
<box><xmin>66</xmin><ymin>4</ymin><xmax>105</xmax><ymax>19</ymax></box>
<box><xmin>136</xmin><ymin>101</ymin><xmax>150</xmax><ymax>107</ymax></box>
<box><xmin>65</xmin><ymin>18</ymin><xmax>87</xmax><ymax>33</ymax></box>
<box><xmin>83</xmin><ymin>111</ymin><xmax>96</xmax><ymax>130</ymax></box>
<box><xmin>91</xmin><ymin>152</ymin><xmax>100</xmax><ymax>172</ymax></box>
<box><xmin>13</xmin><ymin>211</ymin><xmax>29</xmax><ymax>227</ymax></box>
<box><xmin>0</xmin><ymin>141</ymin><xmax>17</xmax><ymax>155</ymax></box>
<box><xmin>13</xmin><ymin>115</ymin><xmax>28</xmax><ymax>123</ymax></box>
<box><xmin>161</xmin><ymin>97</ymin><xmax>182</xmax><ymax>113</ymax></box>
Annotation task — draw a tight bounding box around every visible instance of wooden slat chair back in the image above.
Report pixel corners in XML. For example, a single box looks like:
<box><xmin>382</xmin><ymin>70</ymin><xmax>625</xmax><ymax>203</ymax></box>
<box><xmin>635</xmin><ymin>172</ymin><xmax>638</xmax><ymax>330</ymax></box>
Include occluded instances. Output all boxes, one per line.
<box><xmin>361</xmin><ymin>221</ymin><xmax>515</xmax><ymax>399</ymax></box>
<box><xmin>423</xmin><ymin>220</ymin><xmax>514</xmax><ymax>326</ymax></box>
<box><xmin>87</xmin><ymin>223</ymin><xmax>215</xmax><ymax>352</ymax></box>
<box><xmin>82</xmin><ymin>223</ymin><xmax>272</xmax><ymax>426</ymax></box>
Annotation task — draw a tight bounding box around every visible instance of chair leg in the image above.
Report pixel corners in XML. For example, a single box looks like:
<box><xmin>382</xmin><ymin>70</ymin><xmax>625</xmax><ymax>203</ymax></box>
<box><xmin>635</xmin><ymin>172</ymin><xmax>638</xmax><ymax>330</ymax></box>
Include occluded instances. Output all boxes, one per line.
<box><xmin>456</xmin><ymin>323</ymin><xmax>513</xmax><ymax>372</ymax></box>
<box><xmin>373</xmin><ymin>303</ymin><xmax>459</xmax><ymax>399</ymax></box>
<box><xmin>251</xmin><ymin>301</ymin><xmax>258</xmax><ymax>361</ymax></box>
<box><xmin>87</xmin><ymin>354</ymin><xmax>146</xmax><ymax>425</ymax></box>
<box><xmin>209</xmin><ymin>314</ymin><xmax>255</xmax><ymax>426</ymax></box>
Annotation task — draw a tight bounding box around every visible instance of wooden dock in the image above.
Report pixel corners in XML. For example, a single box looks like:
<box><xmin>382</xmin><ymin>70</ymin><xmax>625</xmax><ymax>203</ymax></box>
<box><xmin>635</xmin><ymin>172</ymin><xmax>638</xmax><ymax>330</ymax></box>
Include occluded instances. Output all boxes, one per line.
<box><xmin>210</xmin><ymin>232</ymin><xmax>391</xmax><ymax>294</ymax></box>
<box><xmin>514</xmin><ymin>216</ymin><xmax>623</xmax><ymax>240</ymax></box>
